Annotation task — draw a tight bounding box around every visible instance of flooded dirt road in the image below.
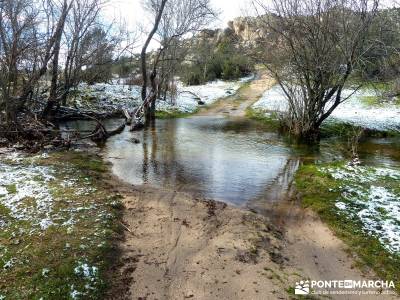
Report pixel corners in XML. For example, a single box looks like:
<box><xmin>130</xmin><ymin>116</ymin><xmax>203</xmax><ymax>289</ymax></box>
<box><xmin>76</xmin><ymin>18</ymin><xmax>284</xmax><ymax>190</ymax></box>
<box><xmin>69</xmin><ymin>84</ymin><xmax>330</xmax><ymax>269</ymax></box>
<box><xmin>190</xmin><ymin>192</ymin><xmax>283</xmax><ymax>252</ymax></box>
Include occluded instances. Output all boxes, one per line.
<box><xmin>63</xmin><ymin>76</ymin><xmax>400</xmax><ymax>299</ymax></box>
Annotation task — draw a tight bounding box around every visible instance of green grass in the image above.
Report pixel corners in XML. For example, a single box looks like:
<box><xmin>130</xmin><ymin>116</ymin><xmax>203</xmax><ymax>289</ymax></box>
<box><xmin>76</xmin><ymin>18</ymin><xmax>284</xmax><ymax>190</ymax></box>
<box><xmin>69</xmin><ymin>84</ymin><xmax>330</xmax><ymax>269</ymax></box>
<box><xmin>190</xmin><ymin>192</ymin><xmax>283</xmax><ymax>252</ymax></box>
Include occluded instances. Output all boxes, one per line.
<box><xmin>245</xmin><ymin>107</ymin><xmax>280</xmax><ymax>129</ymax></box>
<box><xmin>360</xmin><ymin>95</ymin><xmax>381</xmax><ymax>107</ymax></box>
<box><xmin>246</xmin><ymin>107</ymin><xmax>400</xmax><ymax>139</ymax></box>
<box><xmin>347</xmin><ymin>79</ymin><xmax>400</xmax><ymax>108</ymax></box>
<box><xmin>42</xmin><ymin>152</ymin><xmax>109</xmax><ymax>173</ymax></box>
<box><xmin>245</xmin><ymin>107</ymin><xmax>362</xmax><ymax>140</ymax></box>
<box><xmin>362</xmin><ymin>81</ymin><xmax>392</xmax><ymax>92</ymax></box>
<box><xmin>295</xmin><ymin>163</ymin><xmax>400</xmax><ymax>293</ymax></box>
<box><xmin>0</xmin><ymin>152</ymin><xmax>123</xmax><ymax>299</ymax></box>
<box><xmin>236</xmin><ymin>80</ymin><xmax>251</xmax><ymax>93</ymax></box>
<box><xmin>320</xmin><ymin>120</ymin><xmax>400</xmax><ymax>138</ymax></box>
<box><xmin>320</xmin><ymin>122</ymin><xmax>364</xmax><ymax>138</ymax></box>
<box><xmin>5</xmin><ymin>184</ymin><xmax>17</xmax><ymax>194</ymax></box>
<box><xmin>360</xmin><ymin>95</ymin><xmax>400</xmax><ymax>108</ymax></box>
<box><xmin>155</xmin><ymin>108</ymin><xmax>197</xmax><ymax>119</ymax></box>
<box><xmin>346</xmin><ymin>79</ymin><xmax>393</xmax><ymax>92</ymax></box>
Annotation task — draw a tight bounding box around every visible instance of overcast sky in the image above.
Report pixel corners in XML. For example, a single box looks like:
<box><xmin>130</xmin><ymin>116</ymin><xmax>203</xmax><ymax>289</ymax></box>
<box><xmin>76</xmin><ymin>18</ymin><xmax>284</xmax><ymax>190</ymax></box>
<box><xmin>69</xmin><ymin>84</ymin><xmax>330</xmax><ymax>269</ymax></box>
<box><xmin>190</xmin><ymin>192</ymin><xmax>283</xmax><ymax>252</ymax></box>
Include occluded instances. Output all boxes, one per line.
<box><xmin>106</xmin><ymin>0</ymin><xmax>251</xmax><ymax>29</ymax></box>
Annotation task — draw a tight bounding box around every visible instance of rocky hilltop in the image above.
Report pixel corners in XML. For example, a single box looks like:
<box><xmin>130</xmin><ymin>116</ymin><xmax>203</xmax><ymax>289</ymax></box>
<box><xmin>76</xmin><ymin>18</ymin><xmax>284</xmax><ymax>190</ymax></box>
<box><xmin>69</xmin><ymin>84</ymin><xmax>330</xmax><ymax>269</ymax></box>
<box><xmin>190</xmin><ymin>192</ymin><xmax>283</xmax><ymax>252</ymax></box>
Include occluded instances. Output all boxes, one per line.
<box><xmin>194</xmin><ymin>16</ymin><xmax>266</xmax><ymax>47</ymax></box>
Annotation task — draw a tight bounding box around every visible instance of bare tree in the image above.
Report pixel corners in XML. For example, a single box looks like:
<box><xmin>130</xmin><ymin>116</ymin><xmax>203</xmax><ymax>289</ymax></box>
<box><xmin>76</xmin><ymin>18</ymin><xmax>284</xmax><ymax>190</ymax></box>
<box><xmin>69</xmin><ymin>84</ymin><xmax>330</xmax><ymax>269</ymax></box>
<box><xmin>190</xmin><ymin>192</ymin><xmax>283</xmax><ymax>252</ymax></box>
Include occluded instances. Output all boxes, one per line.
<box><xmin>136</xmin><ymin>0</ymin><xmax>216</xmax><ymax>125</ymax></box>
<box><xmin>44</xmin><ymin>0</ymin><xmax>127</xmax><ymax>111</ymax></box>
<box><xmin>42</xmin><ymin>0</ymin><xmax>73</xmax><ymax>119</ymax></box>
<box><xmin>140</xmin><ymin>0</ymin><xmax>168</xmax><ymax>123</ymax></box>
<box><xmin>0</xmin><ymin>0</ymin><xmax>71</xmax><ymax>126</ymax></box>
<box><xmin>0</xmin><ymin>0</ymin><xmax>127</xmax><ymax>127</ymax></box>
<box><xmin>252</xmin><ymin>0</ymin><xmax>380</xmax><ymax>141</ymax></box>
<box><xmin>61</xmin><ymin>0</ymin><xmax>103</xmax><ymax>105</ymax></box>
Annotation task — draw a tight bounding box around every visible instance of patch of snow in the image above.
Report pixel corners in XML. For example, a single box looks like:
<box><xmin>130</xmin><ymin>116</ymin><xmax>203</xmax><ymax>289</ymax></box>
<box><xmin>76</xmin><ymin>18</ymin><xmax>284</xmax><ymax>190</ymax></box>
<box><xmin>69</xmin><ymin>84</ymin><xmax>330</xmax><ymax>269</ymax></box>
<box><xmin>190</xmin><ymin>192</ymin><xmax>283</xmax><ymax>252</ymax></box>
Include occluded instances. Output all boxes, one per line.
<box><xmin>62</xmin><ymin>218</ymin><xmax>75</xmax><ymax>227</ymax></box>
<box><xmin>253</xmin><ymin>85</ymin><xmax>288</xmax><ymax>112</ymax></box>
<box><xmin>253</xmin><ymin>85</ymin><xmax>400</xmax><ymax>131</ymax></box>
<box><xmin>39</xmin><ymin>218</ymin><xmax>54</xmax><ymax>230</ymax></box>
<box><xmin>7</xmin><ymin>152</ymin><xmax>23</xmax><ymax>163</ymax></box>
<box><xmin>3</xmin><ymin>258</ymin><xmax>16</xmax><ymax>270</ymax></box>
<box><xmin>320</xmin><ymin>164</ymin><xmax>400</xmax><ymax>253</ymax></box>
<box><xmin>73</xmin><ymin>75</ymin><xmax>254</xmax><ymax>115</ymax></box>
<box><xmin>42</xmin><ymin>268</ymin><xmax>50</xmax><ymax>277</ymax></box>
<box><xmin>70</xmin><ymin>286</ymin><xmax>81</xmax><ymax>300</ymax></box>
<box><xmin>73</xmin><ymin>83</ymin><xmax>141</xmax><ymax>112</ymax></box>
<box><xmin>335</xmin><ymin>202</ymin><xmax>347</xmax><ymax>210</ymax></box>
<box><xmin>375</xmin><ymin>167</ymin><xmax>400</xmax><ymax>179</ymax></box>
<box><xmin>72</xmin><ymin>261</ymin><xmax>99</xmax><ymax>297</ymax></box>
<box><xmin>74</xmin><ymin>261</ymin><xmax>98</xmax><ymax>279</ymax></box>
<box><xmin>0</xmin><ymin>162</ymin><xmax>55</xmax><ymax>229</ymax></box>
<box><xmin>158</xmin><ymin>75</ymin><xmax>255</xmax><ymax>113</ymax></box>
<box><xmin>0</xmin><ymin>186</ymin><xmax>8</xmax><ymax>196</ymax></box>
<box><xmin>331</xmin><ymin>89</ymin><xmax>400</xmax><ymax>131</ymax></box>
<box><xmin>0</xmin><ymin>154</ymin><xmax>115</xmax><ymax>298</ymax></box>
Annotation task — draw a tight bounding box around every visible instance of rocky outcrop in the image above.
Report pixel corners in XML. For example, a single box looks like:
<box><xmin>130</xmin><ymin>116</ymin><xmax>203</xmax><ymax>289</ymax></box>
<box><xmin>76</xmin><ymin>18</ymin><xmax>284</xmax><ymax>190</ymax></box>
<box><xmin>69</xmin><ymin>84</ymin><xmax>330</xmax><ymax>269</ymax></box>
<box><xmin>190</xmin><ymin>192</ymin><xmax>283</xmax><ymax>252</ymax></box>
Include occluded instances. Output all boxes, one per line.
<box><xmin>227</xmin><ymin>16</ymin><xmax>270</xmax><ymax>46</ymax></box>
<box><xmin>194</xmin><ymin>15</ymin><xmax>268</xmax><ymax>48</ymax></box>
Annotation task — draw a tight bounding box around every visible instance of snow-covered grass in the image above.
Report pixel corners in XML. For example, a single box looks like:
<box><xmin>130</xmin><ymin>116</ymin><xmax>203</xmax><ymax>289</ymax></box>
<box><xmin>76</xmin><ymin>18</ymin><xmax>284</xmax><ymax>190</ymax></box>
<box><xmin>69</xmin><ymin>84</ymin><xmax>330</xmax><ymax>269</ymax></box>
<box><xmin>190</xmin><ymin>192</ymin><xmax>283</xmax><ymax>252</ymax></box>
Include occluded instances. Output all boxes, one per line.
<box><xmin>0</xmin><ymin>161</ymin><xmax>56</xmax><ymax>231</ymax></box>
<box><xmin>320</xmin><ymin>164</ymin><xmax>400</xmax><ymax>253</ymax></box>
<box><xmin>252</xmin><ymin>85</ymin><xmax>400</xmax><ymax>132</ymax></box>
<box><xmin>71</xmin><ymin>75</ymin><xmax>254</xmax><ymax>115</ymax></box>
<box><xmin>0</xmin><ymin>151</ymin><xmax>122</xmax><ymax>299</ymax></box>
<box><xmin>296</xmin><ymin>162</ymin><xmax>400</xmax><ymax>292</ymax></box>
<box><xmin>70</xmin><ymin>83</ymin><xmax>141</xmax><ymax>112</ymax></box>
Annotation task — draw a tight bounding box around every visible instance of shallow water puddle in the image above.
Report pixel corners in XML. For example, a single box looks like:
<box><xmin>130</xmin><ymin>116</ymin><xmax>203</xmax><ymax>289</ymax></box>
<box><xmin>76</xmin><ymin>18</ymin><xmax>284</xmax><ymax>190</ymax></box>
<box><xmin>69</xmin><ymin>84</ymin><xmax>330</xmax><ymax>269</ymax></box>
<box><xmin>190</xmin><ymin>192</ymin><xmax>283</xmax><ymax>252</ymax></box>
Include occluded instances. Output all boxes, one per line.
<box><xmin>62</xmin><ymin>116</ymin><xmax>400</xmax><ymax>253</ymax></box>
<box><xmin>63</xmin><ymin>117</ymin><xmax>400</xmax><ymax>208</ymax></box>
<box><xmin>105</xmin><ymin>116</ymin><xmax>295</xmax><ymax>206</ymax></box>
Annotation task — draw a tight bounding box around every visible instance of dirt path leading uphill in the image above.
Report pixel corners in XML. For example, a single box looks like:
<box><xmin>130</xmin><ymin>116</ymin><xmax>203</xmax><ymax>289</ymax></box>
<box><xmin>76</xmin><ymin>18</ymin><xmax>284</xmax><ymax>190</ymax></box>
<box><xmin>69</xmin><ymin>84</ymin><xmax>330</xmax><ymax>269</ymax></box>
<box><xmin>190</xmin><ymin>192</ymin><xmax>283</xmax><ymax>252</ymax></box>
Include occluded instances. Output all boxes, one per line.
<box><xmin>106</xmin><ymin>73</ymin><xmax>397</xmax><ymax>299</ymax></box>
<box><xmin>197</xmin><ymin>71</ymin><xmax>275</xmax><ymax>117</ymax></box>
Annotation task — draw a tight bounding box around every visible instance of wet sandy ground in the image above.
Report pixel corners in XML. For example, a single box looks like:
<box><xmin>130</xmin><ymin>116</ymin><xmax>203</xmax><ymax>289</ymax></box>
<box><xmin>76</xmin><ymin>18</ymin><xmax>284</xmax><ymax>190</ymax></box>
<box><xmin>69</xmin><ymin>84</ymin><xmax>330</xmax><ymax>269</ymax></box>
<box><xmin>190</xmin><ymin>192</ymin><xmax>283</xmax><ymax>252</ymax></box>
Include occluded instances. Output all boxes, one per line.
<box><xmin>106</xmin><ymin>183</ymin><xmax>290</xmax><ymax>300</ymax></box>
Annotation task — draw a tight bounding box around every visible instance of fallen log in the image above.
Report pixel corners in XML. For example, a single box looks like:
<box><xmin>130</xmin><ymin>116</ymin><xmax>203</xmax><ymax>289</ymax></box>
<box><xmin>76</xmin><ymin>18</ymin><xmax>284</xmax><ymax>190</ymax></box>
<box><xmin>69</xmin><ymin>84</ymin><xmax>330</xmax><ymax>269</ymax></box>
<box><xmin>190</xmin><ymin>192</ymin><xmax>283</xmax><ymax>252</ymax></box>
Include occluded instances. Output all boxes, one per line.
<box><xmin>79</xmin><ymin>114</ymin><xmax>126</xmax><ymax>142</ymax></box>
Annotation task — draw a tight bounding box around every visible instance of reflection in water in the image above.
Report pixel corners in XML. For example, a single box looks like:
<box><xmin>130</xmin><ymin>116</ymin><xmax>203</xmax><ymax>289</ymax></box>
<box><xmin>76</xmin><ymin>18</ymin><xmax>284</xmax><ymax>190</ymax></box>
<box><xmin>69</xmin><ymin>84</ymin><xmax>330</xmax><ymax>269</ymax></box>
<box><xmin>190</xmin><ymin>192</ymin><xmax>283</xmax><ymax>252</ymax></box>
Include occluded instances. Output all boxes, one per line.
<box><xmin>105</xmin><ymin>116</ymin><xmax>294</xmax><ymax>205</ymax></box>
<box><xmin>247</xmin><ymin>158</ymin><xmax>301</xmax><ymax>228</ymax></box>
<box><xmin>63</xmin><ymin>117</ymin><xmax>400</xmax><ymax>210</ymax></box>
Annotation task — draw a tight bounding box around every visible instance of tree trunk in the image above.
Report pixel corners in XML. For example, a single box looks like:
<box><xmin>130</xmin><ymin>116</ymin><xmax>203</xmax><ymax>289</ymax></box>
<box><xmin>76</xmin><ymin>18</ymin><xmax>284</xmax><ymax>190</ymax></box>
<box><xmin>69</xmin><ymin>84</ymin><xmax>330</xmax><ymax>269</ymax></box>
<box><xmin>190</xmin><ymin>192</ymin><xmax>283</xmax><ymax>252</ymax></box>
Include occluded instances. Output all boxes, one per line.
<box><xmin>140</xmin><ymin>0</ymin><xmax>167</xmax><ymax>122</ymax></box>
<box><xmin>42</xmin><ymin>0</ymin><xmax>72</xmax><ymax>120</ymax></box>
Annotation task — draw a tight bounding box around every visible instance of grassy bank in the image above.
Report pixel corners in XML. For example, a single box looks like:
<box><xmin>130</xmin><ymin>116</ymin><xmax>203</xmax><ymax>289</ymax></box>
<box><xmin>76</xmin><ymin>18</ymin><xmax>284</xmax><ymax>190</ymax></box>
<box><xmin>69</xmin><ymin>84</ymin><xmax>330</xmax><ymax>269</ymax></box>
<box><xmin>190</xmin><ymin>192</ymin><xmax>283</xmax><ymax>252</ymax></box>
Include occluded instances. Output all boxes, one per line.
<box><xmin>155</xmin><ymin>108</ymin><xmax>198</xmax><ymax>119</ymax></box>
<box><xmin>295</xmin><ymin>162</ymin><xmax>400</xmax><ymax>293</ymax></box>
<box><xmin>247</xmin><ymin>107</ymin><xmax>400</xmax><ymax>138</ymax></box>
<box><xmin>346</xmin><ymin>80</ymin><xmax>400</xmax><ymax>108</ymax></box>
<box><xmin>320</xmin><ymin>121</ymin><xmax>400</xmax><ymax>138</ymax></box>
<box><xmin>0</xmin><ymin>151</ymin><xmax>122</xmax><ymax>299</ymax></box>
<box><xmin>245</xmin><ymin>107</ymin><xmax>280</xmax><ymax>129</ymax></box>
<box><xmin>360</xmin><ymin>95</ymin><xmax>400</xmax><ymax>108</ymax></box>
